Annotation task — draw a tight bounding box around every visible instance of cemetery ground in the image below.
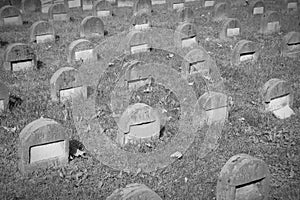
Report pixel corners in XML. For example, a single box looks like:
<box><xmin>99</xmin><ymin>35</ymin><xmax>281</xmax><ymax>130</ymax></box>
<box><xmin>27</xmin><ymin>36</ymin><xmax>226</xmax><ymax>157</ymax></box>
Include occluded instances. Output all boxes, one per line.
<box><xmin>0</xmin><ymin>2</ymin><xmax>300</xmax><ymax>200</ymax></box>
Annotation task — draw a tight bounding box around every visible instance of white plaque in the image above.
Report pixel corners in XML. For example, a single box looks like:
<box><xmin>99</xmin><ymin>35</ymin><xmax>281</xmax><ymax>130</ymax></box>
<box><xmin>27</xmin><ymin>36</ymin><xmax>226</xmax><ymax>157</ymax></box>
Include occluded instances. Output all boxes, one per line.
<box><xmin>36</xmin><ymin>34</ymin><xmax>55</xmax><ymax>44</ymax></box>
<box><xmin>118</xmin><ymin>1</ymin><xmax>134</xmax><ymax>7</ymax></box>
<box><xmin>273</xmin><ymin>105</ymin><xmax>295</xmax><ymax>119</ymax></box>
<box><xmin>206</xmin><ymin>107</ymin><xmax>227</xmax><ymax>125</ymax></box>
<box><xmin>190</xmin><ymin>62</ymin><xmax>209</xmax><ymax>75</ymax></box>
<box><xmin>53</xmin><ymin>13</ymin><xmax>67</xmax><ymax>21</ymax></box>
<box><xmin>0</xmin><ymin>100</ymin><xmax>4</xmax><ymax>111</ymax></box>
<box><xmin>152</xmin><ymin>0</ymin><xmax>166</xmax><ymax>4</ymax></box>
<box><xmin>97</xmin><ymin>10</ymin><xmax>111</xmax><ymax>17</ymax></box>
<box><xmin>82</xmin><ymin>4</ymin><xmax>93</xmax><ymax>10</ymax></box>
<box><xmin>130</xmin><ymin>44</ymin><xmax>150</xmax><ymax>54</ymax></box>
<box><xmin>173</xmin><ymin>3</ymin><xmax>184</xmax><ymax>9</ymax></box>
<box><xmin>267</xmin><ymin>95</ymin><xmax>290</xmax><ymax>112</ymax></box>
<box><xmin>12</xmin><ymin>60</ymin><xmax>33</xmax><ymax>71</ymax></box>
<box><xmin>59</xmin><ymin>86</ymin><xmax>87</xmax><ymax>102</ymax></box>
<box><xmin>240</xmin><ymin>53</ymin><xmax>254</xmax><ymax>62</ymax></box>
<box><xmin>227</xmin><ymin>28</ymin><xmax>240</xmax><ymax>37</ymax></box>
<box><xmin>204</xmin><ymin>1</ymin><xmax>214</xmax><ymax>7</ymax></box>
<box><xmin>68</xmin><ymin>0</ymin><xmax>81</xmax><ymax>8</ymax></box>
<box><xmin>75</xmin><ymin>49</ymin><xmax>94</xmax><ymax>62</ymax></box>
<box><xmin>185</xmin><ymin>0</ymin><xmax>196</xmax><ymax>2</ymax></box>
<box><xmin>134</xmin><ymin>23</ymin><xmax>150</xmax><ymax>30</ymax></box>
<box><xmin>287</xmin><ymin>2</ymin><xmax>297</xmax><ymax>9</ymax></box>
<box><xmin>267</xmin><ymin>21</ymin><xmax>280</xmax><ymax>33</ymax></box>
<box><xmin>182</xmin><ymin>36</ymin><xmax>197</xmax><ymax>48</ymax></box>
<box><xmin>3</xmin><ymin>16</ymin><xmax>21</xmax><ymax>25</ymax></box>
<box><xmin>30</xmin><ymin>141</ymin><xmax>65</xmax><ymax>163</ymax></box>
<box><xmin>253</xmin><ymin>7</ymin><xmax>264</xmax><ymax>15</ymax></box>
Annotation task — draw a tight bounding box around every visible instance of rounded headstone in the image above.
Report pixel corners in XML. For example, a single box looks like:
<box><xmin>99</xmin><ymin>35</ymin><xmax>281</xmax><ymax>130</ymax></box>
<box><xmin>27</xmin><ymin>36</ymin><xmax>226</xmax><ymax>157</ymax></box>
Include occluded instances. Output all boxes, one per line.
<box><xmin>0</xmin><ymin>5</ymin><xmax>23</xmax><ymax>26</ymax></box>
<box><xmin>231</xmin><ymin>40</ymin><xmax>260</xmax><ymax>66</ymax></box>
<box><xmin>249</xmin><ymin>0</ymin><xmax>265</xmax><ymax>16</ymax></box>
<box><xmin>48</xmin><ymin>3</ymin><xmax>70</xmax><ymax>22</ymax></box>
<box><xmin>0</xmin><ymin>82</ymin><xmax>9</xmax><ymax>112</ymax></box>
<box><xmin>219</xmin><ymin>18</ymin><xmax>241</xmax><ymax>40</ymax></box>
<box><xmin>258</xmin><ymin>11</ymin><xmax>281</xmax><ymax>35</ymax></box>
<box><xmin>92</xmin><ymin>0</ymin><xmax>113</xmax><ymax>17</ymax></box>
<box><xmin>131</xmin><ymin>9</ymin><xmax>152</xmax><ymax>30</ymax></box>
<box><xmin>29</xmin><ymin>20</ymin><xmax>55</xmax><ymax>43</ymax></box>
<box><xmin>67</xmin><ymin>39</ymin><xmax>97</xmax><ymax>64</ymax></box>
<box><xmin>124</xmin><ymin>30</ymin><xmax>151</xmax><ymax>54</ymax></box>
<box><xmin>133</xmin><ymin>0</ymin><xmax>152</xmax><ymax>14</ymax></box>
<box><xmin>177</xmin><ymin>7</ymin><xmax>194</xmax><ymax>23</ymax></box>
<box><xmin>80</xmin><ymin>16</ymin><xmax>105</xmax><ymax>38</ymax></box>
<box><xmin>281</xmin><ymin>31</ymin><xmax>300</xmax><ymax>58</ymax></box>
<box><xmin>174</xmin><ymin>22</ymin><xmax>198</xmax><ymax>50</ymax></box>
<box><xmin>212</xmin><ymin>2</ymin><xmax>230</xmax><ymax>22</ymax></box>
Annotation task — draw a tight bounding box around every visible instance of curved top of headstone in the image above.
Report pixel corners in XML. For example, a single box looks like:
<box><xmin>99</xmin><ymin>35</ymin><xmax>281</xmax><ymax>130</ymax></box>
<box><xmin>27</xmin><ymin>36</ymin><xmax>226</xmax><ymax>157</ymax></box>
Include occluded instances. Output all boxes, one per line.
<box><xmin>4</xmin><ymin>43</ymin><xmax>35</xmax><ymax>62</ymax></box>
<box><xmin>133</xmin><ymin>0</ymin><xmax>152</xmax><ymax>15</ymax></box>
<box><xmin>29</xmin><ymin>20</ymin><xmax>55</xmax><ymax>42</ymax></box>
<box><xmin>0</xmin><ymin>5</ymin><xmax>22</xmax><ymax>17</ymax></box>
<box><xmin>261</xmin><ymin>78</ymin><xmax>291</xmax><ymax>102</ymax></box>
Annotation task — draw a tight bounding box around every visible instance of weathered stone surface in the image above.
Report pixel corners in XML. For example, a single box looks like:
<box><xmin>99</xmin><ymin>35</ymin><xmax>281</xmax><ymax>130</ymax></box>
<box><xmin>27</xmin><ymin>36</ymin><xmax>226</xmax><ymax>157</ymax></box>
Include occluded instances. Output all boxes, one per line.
<box><xmin>231</xmin><ymin>40</ymin><xmax>260</xmax><ymax>66</ymax></box>
<box><xmin>174</xmin><ymin>22</ymin><xmax>198</xmax><ymax>50</ymax></box>
<box><xmin>29</xmin><ymin>20</ymin><xmax>55</xmax><ymax>43</ymax></box>
<box><xmin>123</xmin><ymin>30</ymin><xmax>151</xmax><ymax>54</ymax></box>
<box><xmin>0</xmin><ymin>5</ymin><xmax>22</xmax><ymax>26</ymax></box>
<box><xmin>249</xmin><ymin>0</ymin><xmax>265</xmax><ymax>16</ymax></box>
<box><xmin>22</xmin><ymin>0</ymin><xmax>41</xmax><ymax>13</ymax></box>
<box><xmin>177</xmin><ymin>7</ymin><xmax>194</xmax><ymax>23</ymax></box>
<box><xmin>133</xmin><ymin>0</ymin><xmax>152</xmax><ymax>14</ymax></box>
<box><xmin>258</xmin><ymin>11</ymin><xmax>281</xmax><ymax>35</ymax></box>
<box><xmin>67</xmin><ymin>39</ymin><xmax>96</xmax><ymax>64</ymax></box>
<box><xmin>80</xmin><ymin>16</ymin><xmax>105</xmax><ymax>38</ymax></box>
<box><xmin>131</xmin><ymin>9</ymin><xmax>152</xmax><ymax>30</ymax></box>
<box><xmin>219</xmin><ymin>18</ymin><xmax>241</xmax><ymax>40</ymax></box>
<box><xmin>281</xmin><ymin>31</ymin><xmax>300</xmax><ymax>58</ymax></box>
<box><xmin>18</xmin><ymin>118</ymin><xmax>69</xmax><ymax>175</ymax></box>
<box><xmin>0</xmin><ymin>82</ymin><xmax>9</xmax><ymax>112</ymax></box>
<box><xmin>92</xmin><ymin>0</ymin><xmax>113</xmax><ymax>17</ymax></box>
<box><xmin>48</xmin><ymin>3</ymin><xmax>70</xmax><ymax>22</ymax></box>
<box><xmin>216</xmin><ymin>154</ymin><xmax>270</xmax><ymax>200</ymax></box>
<box><xmin>212</xmin><ymin>2</ymin><xmax>230</xmax><ymax>22</ymax></box>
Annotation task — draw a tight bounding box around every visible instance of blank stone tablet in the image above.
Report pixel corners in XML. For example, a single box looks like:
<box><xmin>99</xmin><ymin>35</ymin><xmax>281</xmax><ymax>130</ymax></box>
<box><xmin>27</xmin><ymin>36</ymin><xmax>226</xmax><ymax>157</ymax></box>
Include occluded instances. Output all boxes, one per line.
<box><xmin>29</xmin><ymin>20</ymin><xmax>55</xmax><ymax>43</ymax></box>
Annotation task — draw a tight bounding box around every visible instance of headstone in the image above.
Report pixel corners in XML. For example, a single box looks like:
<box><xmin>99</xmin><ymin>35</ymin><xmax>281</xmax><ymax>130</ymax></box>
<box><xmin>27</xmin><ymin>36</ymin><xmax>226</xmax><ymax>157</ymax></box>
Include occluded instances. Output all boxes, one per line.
<box><xmin>259</xmin><ymin>11</ymin><xmax>281</xmax><ymax>35</ymax></box>
<box><xmin>3</xmin><ymin>43</ymin><xmax>36</xmax><ymax>71</ymax></box>
<box><xmin>0</xmin><ymin>5</ymin><xmax>23</xmax><ymax>26</ymax></box>
<box><xmin>29</xmin><ymin>20</ymin><xmax>55</xmax><ymax>43</ymax></box>
<box><xmin>92</xmin><ymin>0</ymin><xmax>113</xmax><ymax>17</ymax></box>
<box><xmin>250</xmin><ymin>0</ymin><xmax>265</xmax><ymax>16</ymax></box>
<box><xmin>216</xmin><ymin>154</ymin><xmax>270</xmax><ymax>200</ymax></box>
<box><xmin>281</xmin><ymin>31</ymin><xmax>300</xmax><ymax>58</ymax></box>
<box><xmin>18</xmin><ymin>118</ymin><xmax>69</xmax><ymax>175</ymax></box>
<box><xmin>80</xmin><ymin>16</ymin><xmax>104</xmax><ymax>38</ymax></box>
<box><xmin>124</xmin><ymin>62</ymin><xmax>151</xmax><ymax>92</ymax></box>
<box><xmin>50</xmin><ymin>67</ymin><xmax>87</xmax><ymax>103</ymax></box>
<box><xmin>0</xmin><ymin>0</ymin><xmax>10</xmax><ymax>9</ymax></box>
<box><xmin>131</xmin><ymin>10</ymin><xmax>152</xmax><ymax>30</ymax></box>
<box><xmin>107</xmin><ymin>183</ymin><xmax>163</xmax><ymax>200</ymax></box>
<box><xmin>21</xmin><ymin>0</ymin><xmax>42</xmax><ymax>13</ymax></box>
<box><xmin>177</xmin><ymin>7</ymin><xmax>194</xmax><ymax>23</ymax></box>
<box><xmin>261</xmin><ymin>78</ymin><xmax>294</xmax><ymax>119</ymax></box>
<box><xmin>133</xmin><ymin>0</ymin><xmax>152</xmax><ymax>14</ymax></box>
<box><xmin>66</xmin><ymin>0</ymin><xmax>82</xmax><ymax>9</ymax></box>
<box><xmin>67</xmin><ymin>39</ymin><xmax>97</xmax><ymax>64</ymax></box>
<box><xmin>203</xmin><ymin>0</ymin><xmax>215</xmax><ymax>8</ymax></box>
<box><xmin>212</xmin><ymin>2</ymin><xmax>229</xmax><ymax>22</ymax></box>
<box><xmin>231</xmin><ymin>40</ymin><xmax>260</xmax><ymax>66</ymax></box>
<box><xmin>286</xmin><ymin>0</ymin><xmax>298</xmax><ymax>14</ymax></box>
<box><xmin>174</xmin><ymin>22</ymin><xmax>198</xmax><ymax>49</ymax></box>
<box><xmin>0</xmin><ymin>82</ymin><xmax>9</xmax><ymax>113</ymax></box>
<box><xmin>48</xmin><ymin>3</ymin><xmax>70</xmax><ymax>22</ymax></box>
<box><xmin>125</xmin><ymin>30</ymin><xmax>151</xmax><ymax>54</ymax></box>
<box><xmin>169</xmin><ymin>0</ymin><xmax>185</xmax><ymax>10</ymax></box>
<box><xmin>117</xmin><ymin>0</ymin><xmax>134</xmax><ymax>7</ymax></box>
<box><xmin>219</xmin><ymin>18</ymin><xmax>241</xmax><ymax>40</ymax></box>
<box><xmin>82</xmin><ymin>0</ymin><xmax>94</xmax><ymax>10</ymax></box>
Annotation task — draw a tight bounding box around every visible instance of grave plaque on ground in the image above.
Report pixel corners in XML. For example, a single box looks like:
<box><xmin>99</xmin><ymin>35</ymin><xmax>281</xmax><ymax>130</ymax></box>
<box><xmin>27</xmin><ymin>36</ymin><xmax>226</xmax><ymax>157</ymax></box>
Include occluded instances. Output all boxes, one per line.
<box><xmin>125</xmin><ymin>30</ymin><xmax>151</xmax><ymax>54</ymax></box>
<box><xmin>67</xmin><ymin>39</ymin><xmax>97</xmax><ymax>64</ymax></box>
<box><xmin>48</xmin><ymin>3</ymin><xmax>70</xmax><ymax>21</ymax></box>
<box><xmin>168</xmin><ymin>0</ymin><xmax>185</xmax><ymax>10</ymax></box>
<box><xmin>219</xmin><ymin>18</ymin><xmax>241</xmax><ymax>40</ymax></box>
<box><xmin>82</xmin><ymin>0</ymin><xmax>94</xmax><ymax>10</ymax></box>
<box><xmin>0</xmin><ymin>82</ymin><xmax>9</xmax><ymax>112</ymax></box>
<box><xmin>18</xmin><ymin>118</ymin><xmax>69</xmax><ymax>175</ymax></box>
<box><xmin>131</xmin><ymin>10</ymin><xmax>152</xmax><ymax>30</ymax></box>
<box><xmin>216</xmin><ymin>154</ymin><xmax>270</xmax><ymax>200</ymax></box>
<box><xmin>29</xmin><ymin>20</ymin><xmax>55</xmax><ymax>43</ymax></box>
<box><xmin>281</xmin><ymin>31</ymin><xmax>300</xmax><ymax>57</ymax></box>
<box><xmin>231</xmin><ymin>40</ymin><xmax>260</xmax><ymax>66</ymax></box>
<box><xmin>80</xmin><ymin>16</ymin><xmax>104</xmax><ymax>38</ymax></box>
<box><xmin>22</xmin><ymin>0</ymin><xmax>42</xmax><ymax>13</ymax></box>
<box><xmin>259</xmin><ymin>11</ymin><xmax>281</xmax><ymax>35</ymax></box>
<box><xmin>177</xmin><ymin>7</ymin><xmax>194</xmax><ymax>23</ymax></box>
<box><xmin>250</xmin><ymin>0</ymin><xmax>265</xmax><ymax>16</ymax></box>
<box><xmin>0</xmin><ymin>5</ymin><xmax>23</xmax><ymax>26</ymax></box>
<box><xmin>212</xmin><ymin>2</ymin><xmax>229</xmax><ymax>22</ymax></box>
<box><xmin>66</xmin><ymin>0</ymin><xmax>82</xmax><ymax>9</ymax></box>
<box><xmin>133</xmin><ymin>0</ymin><xmax>152</xmax><ymax>14</ymax></box>
<box><xmin>3</xmin><ymin>43</ymin><xmax>36</xmax><ymax>71</ymax></box>
<box><xmin>261</xmin><ymin>78</ymin><xmax>294</xmax><ymax>119</ymax></box>
<box><xmin>50</xmin><ymin>67</ymin><xmax>87</xmax><ymax>103</ymax></box>
<box><xmin>174</xmin><ymin>22</ymin><xmax>198</xmax><ymax>49</ymax></box>
<box><xmin>92</xmin><ymin>0</ymin><xmax>113</xmax><ymax>17</ymax></box>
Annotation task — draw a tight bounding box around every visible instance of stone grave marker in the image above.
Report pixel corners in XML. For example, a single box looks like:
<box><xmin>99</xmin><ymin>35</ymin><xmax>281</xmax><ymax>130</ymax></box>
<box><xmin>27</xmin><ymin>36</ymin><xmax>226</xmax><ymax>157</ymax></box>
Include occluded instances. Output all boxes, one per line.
<box><xmin>0</xmin><ymin>0</ymin><xmax>10</xmax><ymax>9</ymax></box>
<box><xmin>133</xmin><ymin>0</ymin><xmax>152</xmax><ymax>14</ymax></box>
<box><xmin>107</xmin><ymin>183</ymin><xmax>163</xmax><ymax>200</ymax></box>
<box><xmin>281</xmin><ymin>31</ymin><xmax>300</xmax><ymax>58</ymax></box>
<box><xmin>66</xmin><ymin>0</ymin><xmax>82</xmax><ymax>9</ymax></box>
<box><xmin>131</xmin><ymin>10</ymin><xmax>152</xmax><ymax>30</ymax></box>
<box><xmin>174</xmin><ymin>22</ymin><xmax>198</xmax><ymax>49</ymax></box>
<box><xmin>125</xmin><ymin>30</ymin><xmax>151</xmax><ymax>54</ymax></box>
<box><xmin>203</xmin><ymin>0</ymin><xmax>215</xmax><ymax>8</ymax></box>
<box><xmin>152</xmin><ymin>0</ymin><xmax>166</xmax><ymax>5</ymax></box>
<box><xmin>216</xmin><ymin>154</ymin><xmax>270</xmax><ymax>200</ymax></box>
<box><xmin>0</xmin><ymin>5</ymin><xmax>23</xmax><ymax>26</ymax></box>
<box><xmin>67</xmin><ymin>39</ymin><xmax>97</xmax><ymax>64</ymax></box>
<box><xmin>231</xmin><ymin>40</ymin><xmax>260</xmax><ymax>66</ymax></box>
<box><xmin>168</xmin><ymin>0</ymin><xmax>185</xmax><ymax>10</ymax></box>
<box><xmin>82</xmin><ymin>0</ymin><xmax>94</xmax><ymax>10</ymax></box>
<box><xmin>0</xmin><ymin>82</ymin><xmax>9</xmax><ymax>113</ymax></box>
<box><xmin>259</xmin><ymin>11</ymin><xmax>281</xmax><ymax>35</ymax></box>
<box><xmin>22</xmin><ymin>0</ymin><xmax>42</xmax><ymax>13</ymax></box>
<box><xmin>124</xmin><ymin>63</ymin><xmax>151</xmax><ymax>92</ymax></box>
<box><xmin>29</xmin><ymin>20</ymin><xmax>55</xmax><ymax>43</ymax></box>
<box><xmin>18</xmin><ymin>118</ymin><xmax>69</xmax><ymax>175</ymax></box>
<box><xmin>48</xmin><ymin>3</ymin><xmax>70</xmax><ymax>21</ymax></box>
<box><xmin>92</xmin><ymin>0</ymin><xmax>113</xmax><ymax>17</ymax></box>
<box><xmin>219</xmin><ymin>18</ymin><xmax>241</xmax><ymax>40</ymax></box>
<box><xmin>250</xmin><ymin>0</ymin><xmax>265</xmax><ymax>16</ymax></box>
<box><xmin>117</xmin><ymin>103</ymin><xmax>160</xmax><ymax>146</ymax></box>
<box><xmin>261</xmin><ymin>78</ymin><xmax>294</xmax><ymax>119</ymax></box>
<box><xmin>80</xmin><ymin>16</ymin><xmax>104</xmax><ymax>38</ymax></box>
<box><xmin>177</xmin><ymin>6</ymin><xmax>194</xmax><ymax>23</ymax></box>
<box><xmin>50</xmin><ymin>67</ymin><xmax>87</xmax><ymax>103</ymax></box>
<box><xmin>117</xmin><ymin>0</ymin><xmax>134</xmax><ymax>7</ymax></box>
<box><xmin>285</xmin><ymin>0</ymin><xmax>298</xmax><ymax>14</ymax></box>
<box><xmin>212</xmin><ymin>2</ymin><xmax>230</xmax><ymax>22</ymax></box>
<box><xmin>3</xmin><ymin>43</ymin><xmax>36</xmax><ymax>72</ymax></box>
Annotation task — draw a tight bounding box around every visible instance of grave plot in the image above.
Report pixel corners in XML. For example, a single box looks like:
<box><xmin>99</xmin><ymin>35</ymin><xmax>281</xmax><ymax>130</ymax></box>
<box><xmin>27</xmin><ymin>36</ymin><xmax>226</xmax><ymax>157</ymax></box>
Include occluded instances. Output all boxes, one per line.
<box><xmin>216</xmin><ymin>154</ymin><xmax>270</xmax><ymax>200</ymax></box>
<box><xmin>66</xmin><ymin>0</ymin><xmax>82</xmax><ymax>9</ymax></box>
<box><xmin>0</xmin><ymin>0</ymin><xmax>10</xmax><ymax>9</ymax></box>
<box><xmin>48</xmin><ymin>3</ymin><xmax>70</xmax><ymax>22</ymax></box>
<box><xmin>177</xmin><ymin>7</ymin><xmax>194</xmax><ymax>23</ymax></box>
<box><xmin>0</xmin><ymin>5</ymin><xmax>23</xmax><ymax>26</ymax></box>
<box><xmin>249</xmin><ymin>0</ymin><xmax>265</xmax><ymax>16</ymax></box>
<box><xmin>106</xmin><ymin>183</ymin><xmax>162</xmax><ymax>200</ymax></box>
<box><xmin>80</xmin><ymin>16</ymin><xmax>105</xmax><ymax>38</ymax></box>
<box><xmin>168</xmin><ymin>0</ymin><xmax>185</xmax><ymax>10</ymax></box>
<box><xmin>122</xmin><ymin>30</ymin><xmax>151</xmax><ymax>54</ymax></box>
<box><xmin>212</xmin><ymin>2</ymin><xmax>230</xmax><ymax>22</ymax></box>
<box><xmin>21</xmin><ymin>0</ymin><xmax>42</xmax><ymax>13</ymax></box>
<box><xmin>3</xmin><ymin>43</ymin><xmax>36</xmax><ymax>72</ymax></box>
<box><xmin>131</xmin><ymin>10</ymin><xmax>152</xmax><ymax>30</ymax></box>
<box><xmin>174</xmin><ymin>22</ymin><xmax>199</xmax><ymax>50</ymax></box>
<box><xmin>281</xmin><ymin>31</ymin><xmax>300</xmax><ymax>58</ymax></box>
<box><xmin>67</xmin><ymin>39</ymin><xmax>97</xmax><ymax>64</ymax></box>
<box><xmin>133</xmin><ymin>0</ymin><xmax>152</xmax><ymax>14</ymax></box>
<box><xmin>50</xmin><ymin>67</ymin><xmax>87</xmax><ymax>103</ymax></box>
<box><xmin>0</xmin><ymin>82</ymin><xmax>9</xmax><ymax>113</ymax></box>
<box><xmin>219</xmin><ymin>18</ymin><xmax>242</xmax><ymax>40</ymax></box>
<box><xmin>261</xmin><ymin>78</ymin><xmax>295</xmax><ymax>119</ymax></box>
<box><xmin>82</xmin><ymin>0</ymin><xmax>94</xmax><ymax>11</ymax></box>
<box><xmin>92</xmin><ymin>0</ymin><xmax>113</xmax><ymax>17</ymax></box>
<box><xmin>258</xmin><ymin>11</ymin><xmax>281</xmax><ymax>35</ymax></box>
<box><xmin>18</xmin><ymin>118</ymin><xmax>69</xmax><ymax>175</ymax></box>
<box><xmin>231</xmin><ymin>40</ymin><xmax>260</xmax><ymax>66</ymax></box>
<box><xmin>29</xmin><ymin>20</ymin><xmax>55</xmax><ymax>43</ymax></box>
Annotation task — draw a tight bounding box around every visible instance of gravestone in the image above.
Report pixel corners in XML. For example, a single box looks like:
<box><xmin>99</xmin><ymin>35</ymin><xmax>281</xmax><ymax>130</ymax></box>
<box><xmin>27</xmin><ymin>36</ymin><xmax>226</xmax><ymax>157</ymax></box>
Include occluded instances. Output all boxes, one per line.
<box><xmin>66</xmin><ymin>0</ymin><xmax>82</xmax><ymax>9</ymax></box>
<box><xmin>29</xmin><ymin>20</ymin><xmax>55</xmax><ymax>43</ymax></box>
<box><xmin>131</xmin><ymin>10</ymin><xmax>152</xmax><ymax>30</ymax></box>
<box><xmin>18</xmin><ymin>118</ymin><xmax>69</xmax><ymax>175</ymax></box>
<box><xmin>216</xmin><ymin>154</ymin><xmax>270</xmax><ymax>200</ymax></box>
<box><xmin>0</xmin><ymin>5</ymin><xmax>23</xmax><ymax>26</ymax></box>
<box><xmin>22</xmin><ymin>0</ymin><xmax>42</xmax><ymax>13</ymax></box>
<box><xmin>177</xmin><ymin>7</ymin><xmax>194</xmax><ymax>23</ymax></box>
<box><xmin>219</xmin><ymin>18</ymin><xmax>241</xmax><ymax>40</ymax></box>
<box><xmin>107</xmin><ymin>183</ymin><xmax>163</xmax><ymax>200</ymax></box>
<box><xmin>124</xmin><ymin>63</ymin><xmax>151</xmax><ymax>93</ymax></box>
<box><xmin>174</xmin><ymin>22</ymin><xmax>198</xmax><ymax>49</ymax></box>
<box><xmin>261</xmin><ymin>78</ymin><xmax>294</xmax><ymax>119</ymax></box>
<box><xmin>249</xmin><ymin>0</ymin><xmax>265</xmax><ymax>16</ymax></box>
<box><xmin>212</xmin><ymin>2</ymin><xmax>230</xmax><ymax>22</ymax></box>
<box><xmin>133</xmin><ymin>0</ymin><xmax>152</xmax><ymax>14</ymax></box>
<box><xmin>3</xmin><ymin>43</ymin><xmax>36</xmax><ymax>72</ymax></box>
<box><xmin>0</xmin><ymin>82</ymin><xmax>9</xmax><ymax>113</ymax></box>
<box><xmin>125</xmin><ymin>30</ymin><xmax>151</xmax><ymax>54</ymax></box>
<box><xmin>48</xmin><ymin>3</ymin><xmax>70</xmax><ymax>22</ymax></box>
<box><xmin>117</xmin><ymin>0</ymin><xmax>134</xmax><ymax>7</ymax></box>
<box><xmin>92</xmin><ymin>0</ymin><xmax>113</xmax><ymax>17</ymax></box>
<box><xmin>203</xmin><ymin>0</ymin><xmax>215</xmax><ymax>8</ymax></box>
<box><xmin>281</xmin><ymin>31</ymin><xmax>300</xmax><ymax>58</ymax></box>
<box><xmin>67</xmin><ymin>39</ymin><xmax>97</xmax><ymax>64</ymax></box>
<box><xmin>82</xmin><ymin>0</ymin><xmax>94</xmax><ymax>10</ymax></box>
<box><xmin>285</xmin><ymin>0</ymin><xmax>298</xmax><ymax>14</ymax></box>
<box><xmin>168</xmin><ymin>0</ymin><xmax>185</xmax><ymax>10</ymax></box>
<box><xmin>258</xmin><ymin>11</ymin><xmax>281</xmax><ymax>35</ymax></box>
<box><xmin>117</xmin><ymin>103</ymin><xmax>161</xmax><ymax>146</ymax></box>
<box><xmin>0</xmin><ymin>0</ymin><xmax>10</xmax><ymax>9</ymax></box>
<box><xmin>50</xmin><ymin>67</ymin><xmax>87</xmax><ymax>103</ymax></box>
<box><xmin>80</xmin><ymin>16</ymin><xmax>104</xmax><ymax>38</ymax></box>
<box><xmin>231</xmin><ymin>40</ymin><xmax>260</xmax><ymax>66</ymax></box>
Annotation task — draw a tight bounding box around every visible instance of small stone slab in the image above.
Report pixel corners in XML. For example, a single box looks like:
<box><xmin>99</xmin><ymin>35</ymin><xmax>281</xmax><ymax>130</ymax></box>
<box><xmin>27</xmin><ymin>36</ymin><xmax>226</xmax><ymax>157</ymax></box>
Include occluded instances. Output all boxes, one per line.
<box><xmin>92</xmin><ymin>0</ymin><xmax>113</xmax><ymax>17</ymax></box>
<box><xmin>82</xmin><ymin>0</ymin><xmax>94</xmax><ymax>10</ymax></box>
<box><xmin>80</xmin><ymin>16</ymin><xmax>104</xmax><ymax>38</ymax></box>
<box><xmin>168</xmin><ymin>0</ymin><xmax>185</xmax><ymax>10</ymax></box>
<box><xmin>131</xmin><ymin>10</ymin><xmax>152</xmax><ymax>30</ymax></box>
<box><xmin>177</xmin><ymin>7</ymin><xmax>194</xmax><ymax>23</ymax></box>
<box><xmin>67</xmin><ymin>39</ymin><xmax>96</xmax><ymax>64</ymax></box>
<box><xmin>67</xmin><ymin>0</ymin><xmax>82</xmax><ymax>9</ymax></box>
<box><xmin>124</xmin><ymin>30</ymin><xmax>151</xmax><ymax>54</ymax></box>
<box><xmin>216</xmin><ymin>154</ymin><xmax>270</xmax><ymax>200</ymax></box>
<box><xmin>3</xmin><ymin>43</ymin><xmax>36</xmax><ymax>72</ymax></box>
<box><xmin>286</xmin><ymin>0</ymin><xmax>298</xmax><ymax>14</ymax></box>
<box><xmin>106</xmin><ymin>183</ymin><xmax>162</xmax><ymax>200</ymax></box>
<box><xmin>261</xmin><ymin>78</ymin><xmax>294</xmax><ymax>119</ymax></box>
<box><xmin>0</xmin><ymin>5</ymin><xmax>22</xmax><ymax>26</ymax></box>
<box><xmin>250</xmin><ymin>0</ymin><xmax>265</xmax><ymax>16</ymax></box>
<box><xmin>258</xmin><ymin>11</ymin><xmax>281</xmax><ymax>35</ymax></box>
<box><xmin>22</xmin><ymin>0</ymin><xmax>41</xmax><ymax>13</ymax></box>
<box><xmin>48</xmin><ymin>3</ymin><xmax>70</xmax><ymax>22</ymax></box>
<box><xmin>219</xmin><ymin>18</ymin><xmax>241</xmax><ymax>40</ymax></box>
<box><xmin>29</xmin><ymin>20</ymin><xmax>55</xmax><ymax>43</ymax></box>
<box><xmin>0</xmin><ymin>82</ymin><xmax>9</xmax><ymax>113</ymax></box>
<box><xmin>18</xmin><ymin>118</ymin><xmax>69</xmax><ymax>175</ymax></box>
<box><xmin>281</xmin><ymin>31</ymin><xmax>300</xmax><ymax>58</ymax></box>
<box><xmin>203</xmin><ymin>0</ymin><xmax>215</xmax><ymax>8</ymax></box>
<box><xmin>212</xmin><ymin>2</ymin><xmax>230</xmax><ymax>22</ymax></box>
<box><xmin>231</xmin><ymin>40</ymin><xmax>260</xmax><ymax>66</ymax></box>
<box><xmin>50</xmin><ymin>67</ymin><xmax>87</xmax><ymax>103</ymax></box>
<box><xmin>152</xmin><ymin>0</ymin><xmax>166</xmax><ymax>5</ymax></box>
<box><xmin>117</xmin><ymin>0</ymin><xmax>134</xmax><ymax>7</ymax></box>
<box><xmin>133</xmin><ymin>0</ymin><xmax>152</xmax><ymax>14</ymax></box>
<box><xmin>174</xmin><ymin>22</ymin><xmax>198</xmax><ymax>49</ymax></box>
